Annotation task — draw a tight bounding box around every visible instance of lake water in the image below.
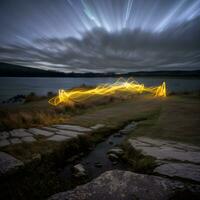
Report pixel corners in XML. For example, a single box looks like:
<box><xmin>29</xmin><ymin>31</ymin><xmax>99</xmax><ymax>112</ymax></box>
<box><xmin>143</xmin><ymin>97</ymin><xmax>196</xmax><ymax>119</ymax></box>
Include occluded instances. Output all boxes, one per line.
<box><xmin>0</xmin><ymin>77</ymin><xmax>200</xmax><ymax>101</ymax></box>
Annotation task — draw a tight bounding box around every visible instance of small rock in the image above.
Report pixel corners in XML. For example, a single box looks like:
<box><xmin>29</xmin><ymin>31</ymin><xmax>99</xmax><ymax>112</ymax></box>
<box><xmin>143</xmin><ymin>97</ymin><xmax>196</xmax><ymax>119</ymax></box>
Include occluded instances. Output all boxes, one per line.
<box><xmin>91</xmin><ymin>124</ymin><xmax>105</xmax><ymax>130</ymax></box>
<box><xmin>112</xmin><ymin>161</ymin><xmax>118</xmax><ymax>165</ymax></box>
<box><xmin>32</xmin><ymin>153</ymin><xmax>41</xmax><ymax>161</ymax></box>
<box><xmin>107</xmin><ymin>147</ymin><xmax>124</xmax><ymax>156</ymax></box>
<box><xmin>108</xmin><ymin>153</ymin><xmax>119</xmax><ymax>161</ymax></box>
<box><xmin>73</xmin><ymin>163</ymin><xmax>86</xmax><ymax>177</ymax></box>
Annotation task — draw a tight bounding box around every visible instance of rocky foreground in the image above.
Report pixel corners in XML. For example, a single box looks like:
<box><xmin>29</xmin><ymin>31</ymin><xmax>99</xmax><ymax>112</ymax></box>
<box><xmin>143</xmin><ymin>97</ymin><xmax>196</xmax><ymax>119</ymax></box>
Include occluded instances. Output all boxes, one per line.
<box><xmin>48</xmin><ymin>170</ymin><xmax>200</xmax><ymax>200</ymax></box>
<box><xmin>47</xmin><ymin>136</ymin><xmax>200</xmax><ymax>200</ymax></box>
<box><xmin>0</xmin><ymin>124</ymin><xmax>105</xmax><ymax>175</ymax></box>
<box><xmin>0</xmin><ymin>95</ymin><xmax>200</xmax><ymax>199</ymax></box>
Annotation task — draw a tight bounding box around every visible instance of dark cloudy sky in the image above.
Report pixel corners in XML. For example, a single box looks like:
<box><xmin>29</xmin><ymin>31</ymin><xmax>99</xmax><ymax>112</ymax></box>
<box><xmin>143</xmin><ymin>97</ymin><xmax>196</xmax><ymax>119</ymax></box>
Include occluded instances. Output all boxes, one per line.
<box><xmin>0</xmin><ymin>0</ymin><xmax>200</xmax><ymax>73</ymax></box>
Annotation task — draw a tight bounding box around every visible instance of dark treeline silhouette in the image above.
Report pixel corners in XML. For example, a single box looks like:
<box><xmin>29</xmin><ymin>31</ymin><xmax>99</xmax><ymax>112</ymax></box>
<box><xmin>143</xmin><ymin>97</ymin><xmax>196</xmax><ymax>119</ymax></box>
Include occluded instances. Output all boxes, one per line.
<box><xmin>0</xmin><ymin>62</ymin><xmax>200</xmax><ymax>77</ymax></box>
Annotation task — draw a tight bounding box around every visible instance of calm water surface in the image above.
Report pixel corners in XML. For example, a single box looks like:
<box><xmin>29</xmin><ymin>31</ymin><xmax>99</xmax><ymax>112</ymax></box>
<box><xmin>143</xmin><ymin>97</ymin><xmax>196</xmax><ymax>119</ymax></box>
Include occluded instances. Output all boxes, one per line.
<box><xmin>0</xmin><ymin>77</ymin><xmax>200</xmax><ymax>101</ymax></box>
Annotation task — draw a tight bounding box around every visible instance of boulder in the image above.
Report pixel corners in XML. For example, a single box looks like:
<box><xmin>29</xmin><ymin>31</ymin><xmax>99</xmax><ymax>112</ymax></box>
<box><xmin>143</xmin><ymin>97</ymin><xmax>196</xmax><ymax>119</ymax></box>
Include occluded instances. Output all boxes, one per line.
<box><xmin>48</xmin><ymin>170</ymin><xmax>200</xmax><ymax>200</ymax></box>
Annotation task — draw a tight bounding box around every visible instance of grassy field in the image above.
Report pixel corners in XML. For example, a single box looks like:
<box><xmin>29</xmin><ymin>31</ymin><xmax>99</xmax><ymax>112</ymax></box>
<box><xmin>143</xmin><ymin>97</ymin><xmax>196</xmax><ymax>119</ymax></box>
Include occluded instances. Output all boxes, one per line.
<box><xmin>127</xmin><ymin>95</ymin><xmax>200</xmax><ymax>146</ymax></box>
<box><xmin>1</xmin><ymin>92</ymin><xmax>200</xmax><ymax>161</ymax></box>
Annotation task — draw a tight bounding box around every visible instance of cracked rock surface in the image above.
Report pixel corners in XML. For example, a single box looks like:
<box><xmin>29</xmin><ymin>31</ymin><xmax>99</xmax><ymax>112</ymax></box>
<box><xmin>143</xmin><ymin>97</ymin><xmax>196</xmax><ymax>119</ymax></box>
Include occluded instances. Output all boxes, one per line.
<box><xmin>48</xmin><ymin>170</ymin><xmax>200</xmax><ymax>200</ymax></box>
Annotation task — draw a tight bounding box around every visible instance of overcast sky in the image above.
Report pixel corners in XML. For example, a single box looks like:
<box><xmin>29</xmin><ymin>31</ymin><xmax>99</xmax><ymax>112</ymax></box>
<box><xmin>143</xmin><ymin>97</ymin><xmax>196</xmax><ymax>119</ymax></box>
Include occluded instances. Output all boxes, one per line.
<box><xmin>0</xmin><ymin>0</ymin><xmax>200</xmax><ymax>72</ymax></box>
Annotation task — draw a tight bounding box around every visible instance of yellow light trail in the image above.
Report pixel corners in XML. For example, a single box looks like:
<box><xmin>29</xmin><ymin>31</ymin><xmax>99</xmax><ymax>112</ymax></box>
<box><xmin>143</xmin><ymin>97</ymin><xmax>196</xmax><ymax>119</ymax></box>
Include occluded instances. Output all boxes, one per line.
<box><xmin>48</xmin><ymin>78</ymin><xmax>167</xmax><ymax>106</ymax></box>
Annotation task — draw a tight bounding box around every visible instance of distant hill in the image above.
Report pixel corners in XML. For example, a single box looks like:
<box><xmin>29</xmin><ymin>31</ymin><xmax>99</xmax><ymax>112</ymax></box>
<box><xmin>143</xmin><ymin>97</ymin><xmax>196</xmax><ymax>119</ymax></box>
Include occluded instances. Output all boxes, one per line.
<box><xmin>0</xmin><ymin>62</ymin><xmax>200</xmax><ymax>77</ymax></box>
<box><xmin>0</xmin><ymin>62</ymin><xmax>67</xmax><ymax>77</ymax></box>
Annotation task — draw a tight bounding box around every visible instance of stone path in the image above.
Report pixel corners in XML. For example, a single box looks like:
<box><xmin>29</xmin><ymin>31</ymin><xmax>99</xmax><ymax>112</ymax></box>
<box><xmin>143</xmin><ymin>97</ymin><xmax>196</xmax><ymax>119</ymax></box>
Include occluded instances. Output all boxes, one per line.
<box><xmin>48</xmin><ymin>170</ymin><xmax>200</xmax><ymax>200</ymax></box>
<box><xmin>129</xmin><ymin>137</ymin><xmax>200</xmax><ymax>182</ymax></box>
<box><xmin>0</xmin><ymin>123</ymin><xmax>104</xmax><ymax>175</ymax></box>
<box><xmin>0</xmin><ymin>124</ymin><xmax>99</xmax><ymax>148</ymax></box>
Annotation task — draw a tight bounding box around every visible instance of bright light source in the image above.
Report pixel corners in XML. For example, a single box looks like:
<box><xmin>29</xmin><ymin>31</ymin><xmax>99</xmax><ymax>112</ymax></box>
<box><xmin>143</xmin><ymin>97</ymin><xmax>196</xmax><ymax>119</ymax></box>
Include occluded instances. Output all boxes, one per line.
<box><xmin>48</xmin><ymin>78</ymin><xmax>167</xmax><ymax>106</ymax></box>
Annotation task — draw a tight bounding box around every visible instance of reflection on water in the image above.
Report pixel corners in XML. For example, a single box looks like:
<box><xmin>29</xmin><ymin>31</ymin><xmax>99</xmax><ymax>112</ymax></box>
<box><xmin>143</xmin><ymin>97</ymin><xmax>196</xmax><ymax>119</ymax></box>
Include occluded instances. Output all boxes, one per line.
<box><xmin>0</xmin><ymin>77</ymin><xmax>200</xmax><ymax>101</ymax></box>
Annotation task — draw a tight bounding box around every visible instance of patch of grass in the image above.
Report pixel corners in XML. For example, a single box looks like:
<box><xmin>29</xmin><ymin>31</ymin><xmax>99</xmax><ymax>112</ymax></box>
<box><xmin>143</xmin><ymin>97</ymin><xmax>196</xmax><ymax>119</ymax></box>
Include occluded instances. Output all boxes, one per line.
<box><xmin>121</xmin><ymin>142</ymin><xmax>157</xmax><ymax>173</ymax></box>
<box><xmin>0</xmin><ymin>90</ymin><xmax>131</xmax><ymax>131</ymax></box>
<box><xmin>127</xmin><ymin>95</ymin><xmax>200</xmax><ymax>146</ymax></box>
<box><xmin>0</xmin><ymin>110</ymin><xmax>68</xmax><ymax>131</ymax></box>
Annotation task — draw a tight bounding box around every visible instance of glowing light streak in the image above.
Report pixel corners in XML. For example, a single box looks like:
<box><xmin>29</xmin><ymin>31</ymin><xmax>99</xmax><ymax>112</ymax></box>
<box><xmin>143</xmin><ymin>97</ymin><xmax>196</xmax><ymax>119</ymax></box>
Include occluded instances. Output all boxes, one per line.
<box><xmin>49</xmin><ymin>78</ymin><xmax>167</xmax><ymax>106</ymax></box>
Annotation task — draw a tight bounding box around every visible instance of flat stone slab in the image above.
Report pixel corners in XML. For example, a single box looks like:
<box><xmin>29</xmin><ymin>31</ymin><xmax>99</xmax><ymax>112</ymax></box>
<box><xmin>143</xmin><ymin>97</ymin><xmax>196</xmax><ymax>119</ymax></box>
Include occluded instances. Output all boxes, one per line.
<box><xmin>53</xmin><ymin>124</ymin><xmax>92</xmax><ymax>132</ymax></box>
<box><xmin>48</xmin><ymin>170</ymin><xmax>199</xmax><ymax>200</ymax></box>
<box><xmin>129</xmin><ymin>137</ymin><xmax>200</xmax><ymax>164</ymax></box>
<box><xmin>0</xmin><ymin>131</ymin><xmax>9</xmax><ymax>140</ymax></box>
<box><xmin>91</xmin><ymin>124</ymin><xmax>105</xmax><ymax>130</ymax></box>
<box><xmin>41</xmin><ymin>127</ymin><xmax>60</xmax><ymax>132</ymax></box>
<box><xmin>0</xmin><ymin>139</ymin><xmax>10</xmax><ymax>147</ymax></box>
<box><xmin>10</xmin><ymin>129</ymin><xmax>32</xmax><ymax>138</ymax></box>
<box><xmin>154</xmin><ymin>163</ymin><xmax>200</xmax><ymax>182</ymax></box>
<box><xmin>28</xmin><ymin>128</ymin><xmax>54</xmax><ymax>137</ymax></box>
<box><xmin>21</xmin><ymin>136</ymin><xmax>36</xmax><ymax>143</ymax></box>
<box><xmin>0</xmin><ymin>152</ymin><xmax>23</xmax><ymax>175</ymax></box>
<box><xmin>137</xmin><ymin>137</ymin><xmax>200</xmax><ymax>151</ymax></box>
<box><xmin>10</xmin><ymin>138</ymin><xmax>22</xmax><ymax>145</ymax></box>
<box><xmin>56</xmin><ymin>130</ymin><xmax>85</xmax><ymax>138</ymax></box>
<box><xmin>47</xmin><ymin>135</ymin><xmax>71</xmax><ymax>142</ymax></box>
